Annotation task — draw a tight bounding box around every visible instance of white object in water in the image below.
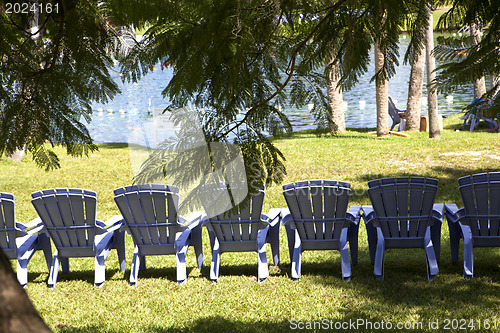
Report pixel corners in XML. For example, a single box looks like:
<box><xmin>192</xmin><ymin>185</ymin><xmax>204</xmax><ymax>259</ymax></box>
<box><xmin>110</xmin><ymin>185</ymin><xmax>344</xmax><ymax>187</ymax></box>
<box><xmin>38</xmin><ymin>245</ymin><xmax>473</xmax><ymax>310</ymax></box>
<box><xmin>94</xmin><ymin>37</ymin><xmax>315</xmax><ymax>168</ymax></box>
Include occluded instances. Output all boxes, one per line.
<box><xmin>446</xmin><ymin>95</ymin><xmax>454</xmax><ymax>104</ymax></box>
<box><xmin>97</xmin><ymin>108</ymin><xmax>104</xmax><ymax>113</ymax></box>
<box><xmin>107</xmin><ymin>109</ymin><xmax>113</xmax><ymax>114</ymax></box>
<box><xmin>359</xmin><ymin>100</ymin><xmax>366</xmax><ymax>109</ymax></box>
<box><xmin>307</xmin><ymin>103</ymin><xmax>314</xmax><ymax>111</ymax></box>
<box><xmin>119</xmin><ymin>109</ymin><xmax>126</xmax><ymax>114</ymax></box>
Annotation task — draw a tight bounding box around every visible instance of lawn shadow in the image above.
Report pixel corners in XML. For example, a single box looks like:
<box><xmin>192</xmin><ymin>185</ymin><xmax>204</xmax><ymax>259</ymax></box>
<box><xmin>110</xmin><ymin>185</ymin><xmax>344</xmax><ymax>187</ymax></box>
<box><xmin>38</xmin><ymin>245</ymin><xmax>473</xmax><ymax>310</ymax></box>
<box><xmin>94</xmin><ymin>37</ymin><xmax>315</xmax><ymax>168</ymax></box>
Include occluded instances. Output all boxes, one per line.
<box><xmin>96</xmin><ymin>142</ymin><xmax>129</xmax><ymax>149</ymax></box>
<box><xmin>54</xmin><ymin>317</ymin><xmax>305</xmax><ymax>333</ymax></box>
<box><xmin>198</xmin><ymin>262</ymin><xmax>287</xmax><ymax>281</ymax></box>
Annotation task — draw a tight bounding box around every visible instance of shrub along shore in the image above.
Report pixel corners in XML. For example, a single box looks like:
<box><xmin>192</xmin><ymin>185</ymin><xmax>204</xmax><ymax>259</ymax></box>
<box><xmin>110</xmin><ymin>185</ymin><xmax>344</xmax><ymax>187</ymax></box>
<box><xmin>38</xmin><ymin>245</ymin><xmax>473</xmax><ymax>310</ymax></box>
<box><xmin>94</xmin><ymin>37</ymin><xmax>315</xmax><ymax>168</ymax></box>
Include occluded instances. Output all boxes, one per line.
<box><xmin>1</xmin><ymin>115</ymin><xmax>499</xmax><ymax>332</ymax></box>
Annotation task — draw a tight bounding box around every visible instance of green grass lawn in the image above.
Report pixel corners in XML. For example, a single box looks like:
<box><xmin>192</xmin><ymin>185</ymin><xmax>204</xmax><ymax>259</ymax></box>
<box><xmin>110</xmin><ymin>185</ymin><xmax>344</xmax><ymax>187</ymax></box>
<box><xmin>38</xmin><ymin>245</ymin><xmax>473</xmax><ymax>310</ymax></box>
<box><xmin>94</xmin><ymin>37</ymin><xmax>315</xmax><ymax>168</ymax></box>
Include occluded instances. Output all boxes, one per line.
<box><xmin>1</xmin><ymin>114</ymin><xmax>500</xmax><ymax>332</ymax></box>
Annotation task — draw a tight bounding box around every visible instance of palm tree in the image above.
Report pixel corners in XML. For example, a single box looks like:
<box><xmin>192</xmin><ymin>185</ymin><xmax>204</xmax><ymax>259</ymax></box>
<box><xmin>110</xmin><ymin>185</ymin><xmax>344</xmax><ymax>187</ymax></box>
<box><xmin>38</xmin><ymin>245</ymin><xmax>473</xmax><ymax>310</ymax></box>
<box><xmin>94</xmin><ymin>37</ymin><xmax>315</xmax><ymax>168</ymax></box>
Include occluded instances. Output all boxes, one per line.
<box><xmin>426</xmin><ymin>4</ymin><xmax>440</xmax><ymax>139</ymax></box>
<box><xmin>405</xmin><ymin>45</ymin><xmax>426</xmax><ymax>131</ymax></box>
<box><xmin>326</xmin><ymin>54</ymin><xmax>345</xmax><ymax>133</ymax></box>
<box><xmin>375</xmin><ymin>40</ymin><xmax>389</xmax><ymax>137</ymax></box>
<box><xmin>433</xmin><ymin>0</ymin><xmax>500</xmax><ymax>118</ymax></box>
<box><xmin>470</xmin><ymin>18</ymin><xmax>486</xmax><ymax>98</ymax></box>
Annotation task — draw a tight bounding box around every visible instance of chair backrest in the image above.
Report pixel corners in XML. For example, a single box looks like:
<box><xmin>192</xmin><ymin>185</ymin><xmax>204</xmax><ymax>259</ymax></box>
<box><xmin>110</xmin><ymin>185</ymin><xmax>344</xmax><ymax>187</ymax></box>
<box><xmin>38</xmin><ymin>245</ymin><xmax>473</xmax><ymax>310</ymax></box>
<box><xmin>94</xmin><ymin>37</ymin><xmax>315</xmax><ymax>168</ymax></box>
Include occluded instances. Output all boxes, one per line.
<box><xmin>388</xmin><ymin>97</ymin><xmax>401</xmax><ymax>123</ymax></box>
<box><xmin>0</xmin><ymin>193</ymin><xmax>16</xmax><ymax>251</ymax></box>
<box><xmin>458</xmin><ymin>172</ymin><xmax>500</xmax><ymax>237</ymax></box>
<box><xmin>31</xmin><ymin>189</ymin><xmax>98</xmax><ymax>249</ymax></box>
<box><xmin>283</xmin><ymin>180</ymin><xmax>352</xmax><ymax>241</ymax></box>
<box><xmin>114</xmin><ymin>184</ymin><xmax>181</xmax><ymax>245</ymax></box>
<box><xmin>367</xmin><ymin>177</ymin><xmax>438</xmax><ymax>239</ymax></box>
<box><xmin>204</xmin><ymin>183</ymin><xmax>266</xmax><ymax>242</ymax></box>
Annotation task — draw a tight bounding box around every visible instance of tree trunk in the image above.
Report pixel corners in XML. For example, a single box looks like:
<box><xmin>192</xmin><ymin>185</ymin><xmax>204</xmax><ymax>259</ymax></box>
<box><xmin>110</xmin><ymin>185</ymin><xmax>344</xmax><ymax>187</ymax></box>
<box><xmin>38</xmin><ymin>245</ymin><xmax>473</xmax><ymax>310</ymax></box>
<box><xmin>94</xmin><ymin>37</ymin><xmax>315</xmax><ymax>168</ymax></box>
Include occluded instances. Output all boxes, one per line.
<box><xmin>405</xmin><ymin>44</ymin><xmax>426</xmax><ymax>131</ymax></box>
<box><xmin>470</xmin><ymin>20</ymin><xmax>486</xmax><ymax>99</ymax></box>
<box><xmin>0</xmin><ymin>250</ymin><xmax>52</xmax><ymax>333</ymax></box>
<box><xmin>426</xmin><ymin>6</ymin><xmax>440</xmax><ymax>139</ymax></box>
<box><xmin>326</xmin><ymin>54</ymin><xmax>345</xmax><ymax>133</ymax></box>
<box><xmin>375</xmin><ymin>41</ymin><xmax>389</xmax><ymax>137</ymax></box>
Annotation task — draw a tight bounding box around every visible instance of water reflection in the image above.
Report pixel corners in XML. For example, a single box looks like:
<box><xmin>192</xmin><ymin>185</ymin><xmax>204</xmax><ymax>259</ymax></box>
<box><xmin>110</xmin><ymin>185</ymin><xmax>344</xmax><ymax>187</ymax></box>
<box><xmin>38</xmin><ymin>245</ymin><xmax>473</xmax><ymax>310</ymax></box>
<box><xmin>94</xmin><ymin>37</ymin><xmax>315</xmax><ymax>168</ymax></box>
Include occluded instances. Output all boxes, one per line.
<box><xmin>89</xmin><ymin>38</ymin><xmax>474</xmax><ymax>144</ymax></box>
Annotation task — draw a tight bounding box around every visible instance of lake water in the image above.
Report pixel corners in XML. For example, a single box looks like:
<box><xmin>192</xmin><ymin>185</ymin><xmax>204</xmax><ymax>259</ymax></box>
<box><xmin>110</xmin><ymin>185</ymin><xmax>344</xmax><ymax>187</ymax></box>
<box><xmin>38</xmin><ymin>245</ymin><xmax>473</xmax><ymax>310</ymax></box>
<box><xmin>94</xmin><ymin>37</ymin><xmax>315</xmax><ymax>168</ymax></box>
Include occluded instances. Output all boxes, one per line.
<box><xmin>88</xmin><ymin>37</ymin><xmax>475</xmax><ymax>144</ymax></box>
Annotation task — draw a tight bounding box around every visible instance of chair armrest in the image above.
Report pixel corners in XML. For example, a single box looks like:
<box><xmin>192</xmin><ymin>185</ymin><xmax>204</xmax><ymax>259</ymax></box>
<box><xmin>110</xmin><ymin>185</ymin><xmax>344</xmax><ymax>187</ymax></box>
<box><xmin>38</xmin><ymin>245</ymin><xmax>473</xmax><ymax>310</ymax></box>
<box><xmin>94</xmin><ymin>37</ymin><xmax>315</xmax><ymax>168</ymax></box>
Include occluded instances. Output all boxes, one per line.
<box><xmin>97</xmin><ymin>215</ymin><xmax>125</xmax><ymax>233</ymax></box>
<box><xmin>17</xmin><ymin>217</ymin><xmax>45</xmax><ymax>235</ymax></box>
<box><xmin>346</xmin><ymin>206</ymin><xmax>362</xmax><ymax>225</ymax></box>
<box><xmin>178</xmin><ymin>211</ymin><xmax>205</xmax><ymax>229</ymax></box>
<box><xmin>261</xmin><ymin>208</ymin><xmax>281</xmax><ymax>227</ymax></box>
<box><xmin>281</xmin><ymin>208</ymin><xmax>294</xmax><ymax>227</ymax></box>
<box><xmin>431</xmin><ymin>203</ymin><xmax>445</xmax><ymax>223</ymax></box>
<box><xmin>444</xmin><ymin>204</ymin><xmax>465</xmax><ymax>224</ymax></box>
<box><xmin>361</xmin><ymin>206</ymin><xmax>376</xmax><ymax>225</ymax></box>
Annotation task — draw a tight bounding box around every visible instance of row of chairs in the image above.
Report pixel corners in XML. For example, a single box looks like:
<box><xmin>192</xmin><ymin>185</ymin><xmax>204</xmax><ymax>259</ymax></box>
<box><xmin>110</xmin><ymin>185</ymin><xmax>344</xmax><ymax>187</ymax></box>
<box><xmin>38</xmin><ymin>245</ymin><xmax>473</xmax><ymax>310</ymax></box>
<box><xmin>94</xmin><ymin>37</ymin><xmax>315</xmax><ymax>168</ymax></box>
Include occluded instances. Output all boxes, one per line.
<box><xmin>1</xmin><ymin>172</ymin><xmax>499</xmax><ymax>287</ymax></box>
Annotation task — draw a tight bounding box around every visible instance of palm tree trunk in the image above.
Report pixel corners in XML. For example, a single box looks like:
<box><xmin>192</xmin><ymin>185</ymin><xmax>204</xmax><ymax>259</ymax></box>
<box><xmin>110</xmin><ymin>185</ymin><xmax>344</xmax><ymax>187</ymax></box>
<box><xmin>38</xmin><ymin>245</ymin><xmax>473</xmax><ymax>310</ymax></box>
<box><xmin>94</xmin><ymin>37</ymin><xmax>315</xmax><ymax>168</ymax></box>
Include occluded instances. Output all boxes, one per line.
<box><xmin>470</xmin><ymin>20</ymin><xmax>486</xmax><ymax>99</ymax></box>
<box><xmin>405</xmin><ymin>44</ymin><xmax>426</xmax><ymax>131</ymax></box>
<box><xmin>326</xmin><ymin>55</ymin><xmax>345</xmax><ymax>133</ymax></box>
<box><xmin>0</xmin><ymin>250</ymin><xmax>52</xmax><ymax>332</ymax></box>
<box><xmin>426</xmin><ymin>6</ymin><xmax>440</xmax><ymax>139</ymax></box>
<box><xmin>375</xmin><ymin>41</ymin><xmax>389</xmax><ymax>137</ymax></box>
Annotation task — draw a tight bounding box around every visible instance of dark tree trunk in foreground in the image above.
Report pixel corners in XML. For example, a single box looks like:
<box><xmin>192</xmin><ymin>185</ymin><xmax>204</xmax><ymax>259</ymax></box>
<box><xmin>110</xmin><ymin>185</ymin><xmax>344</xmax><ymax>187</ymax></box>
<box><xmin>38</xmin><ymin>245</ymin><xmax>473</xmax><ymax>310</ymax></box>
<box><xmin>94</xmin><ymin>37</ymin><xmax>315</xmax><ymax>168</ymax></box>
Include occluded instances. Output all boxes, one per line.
<box><xmin>0</xmin><ymin>250</ymin><xmax>52</xmax><ymax>333</ymax></box>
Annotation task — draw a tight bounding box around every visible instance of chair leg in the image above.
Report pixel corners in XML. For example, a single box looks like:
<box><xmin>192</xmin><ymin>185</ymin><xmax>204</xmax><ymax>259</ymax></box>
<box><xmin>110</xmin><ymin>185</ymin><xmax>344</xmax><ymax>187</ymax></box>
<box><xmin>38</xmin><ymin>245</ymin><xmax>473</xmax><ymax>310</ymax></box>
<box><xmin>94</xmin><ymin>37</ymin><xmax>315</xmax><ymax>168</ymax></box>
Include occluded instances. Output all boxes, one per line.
<box><xmin>347</xmin><ymin>223</ymin><xmax>359</xmax><ymax>266</ymax></box>
<box><xmin>257</xmin><ymin>229</ymin><xmax>269</xmax><ymax>282</ymax></box>
<box><xmin>461</xmin><ymin>225</ymin><xmax>474</xmax><ymax>279</ymax></box>
<box><xmin>424</xmin><ymin>229</ymin><xmax>439</xmax><ymax>281</ymax></box>
<box><xmin>39</xmin><ymin>233</ymin><xmax>53</xmax><ymax>272</ymax></box>
<box><xmin>374</xmin><ymin>229</ymin><xmax>385</xmax><ymax>280</ymax></box>
<box><xmin>60</xmin><ymin>257</ymin><xmax>69</xmax><ymax>274</ymax></box>
<box><xmin>16</xmin><ymin>259</ymin><xmax>29</xmax><ymax>287</ymax></box>
<box><xmin>16</xmin><ymin>234</ymin><xmax>39</xmax><ymax>286</ymax></box>
<box><xmin>430</xmin><ymin>222</ymin><xmax>442</xmax><ymax>263</ymax></box>
<box><xmin>268</xmin><ymin>222</ymin><xmax>280</xmax><ymax>266</ymax></box>
<box><xmin>290</xmin><ymin>230</ymin><xmax>301</xmax><ymax>280</ymax></box>
<box><xmin>447</xmin><ymin>220</ymin><xmax>461</xmax><ymax>263</ymax></box>
<box><xmin>139</xmin><ymin>256</ymin><xmax>146</xmax><ymax>271</ymax></box>
<box><xmin>48</xmin><ymin>251</ymin><xmax>60</xmax><ymax>288</ymax></box>
<box><xmin>113</xmin><ymin>230</ymin><xmax>126</xmax><ymax>272</ymax></box>
<box><xmin>339</xmin><ymin>229</ymin><xmax>351</xmax><ymax>281</ymax></box>
<box><xmin>365</xmin><ymin>222</ymin><xmax>377</xmax><ymax>265</ymax></box>
<box><xmin>129</xmin><ymin>247</ymin><xmax>140</xmax><ymax>286</ymax></box>
<box><xmin>210</xmin><ymin>237</ymin><xmax>220</xmax><ymax>282</ymax></box>
<box><xmin>191</xmin><ymin>224</ymin><xmax>203</xmax><ymax>269</ymax></box>
<box><xmin>95</xmin><ymin>253</ymin><xmax>107</xmax><ymax>287</ymax></box>
<box><xmin>285</xmin><ymin>224</ymin><xmax>295</xmax><ymax>265</ymax></box>
<box><xmin>175</xmin><ymin>230</ymin><xmax>190</xmax><ymax>283</ymax></box>
<box><xmin>470</xmin><ymin>115</ymin><xmax>476</xmax><ymax>131</ymax></box>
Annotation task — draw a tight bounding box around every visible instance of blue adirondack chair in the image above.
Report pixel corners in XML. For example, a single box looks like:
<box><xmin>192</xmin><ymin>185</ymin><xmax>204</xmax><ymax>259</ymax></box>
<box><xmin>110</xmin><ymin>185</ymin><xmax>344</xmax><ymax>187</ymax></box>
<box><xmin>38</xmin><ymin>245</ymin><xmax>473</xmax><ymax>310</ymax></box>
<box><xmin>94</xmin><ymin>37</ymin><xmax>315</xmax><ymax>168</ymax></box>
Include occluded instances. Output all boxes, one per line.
<box><xmin>31</xmin><ymin>189</ymin><xmax>126</xmax><ymax>288</ymax></box>
<box><xmin>0</xmin><ymin>192</ymin><xmax>52</xmax><ymax>286</ymax></box>
<box><xmin>445</xmin><ymin>172</ymin><xmax>500</xmax><ymax>279</ymax></box>
<box><xmin>282</xmin><ymin>180</ymin><xmax>361</xmax><ymax>281</ymax></box>
<box><xmin>462</xmin><ymin>98</ymin><xmax>498</xmax><ymax>131</ymax></box>
<box><xmin>388</xmin><ymin>97</ymin><xmax>407</xmax><ymax>131</ymax></box>
<box><xmin>363</xmin><ymin>177</ymin><xmax>444</xmax><ymax>281</ymax></box>
<box><xmin>114</xmin><ymin>184</ymin><xmax>203</xmax><ymax>285</ymax></box>
<box><xmin>202</xmin><ymin>183</ymin><xmax>280</xmax><ymax>282</ymax></box>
